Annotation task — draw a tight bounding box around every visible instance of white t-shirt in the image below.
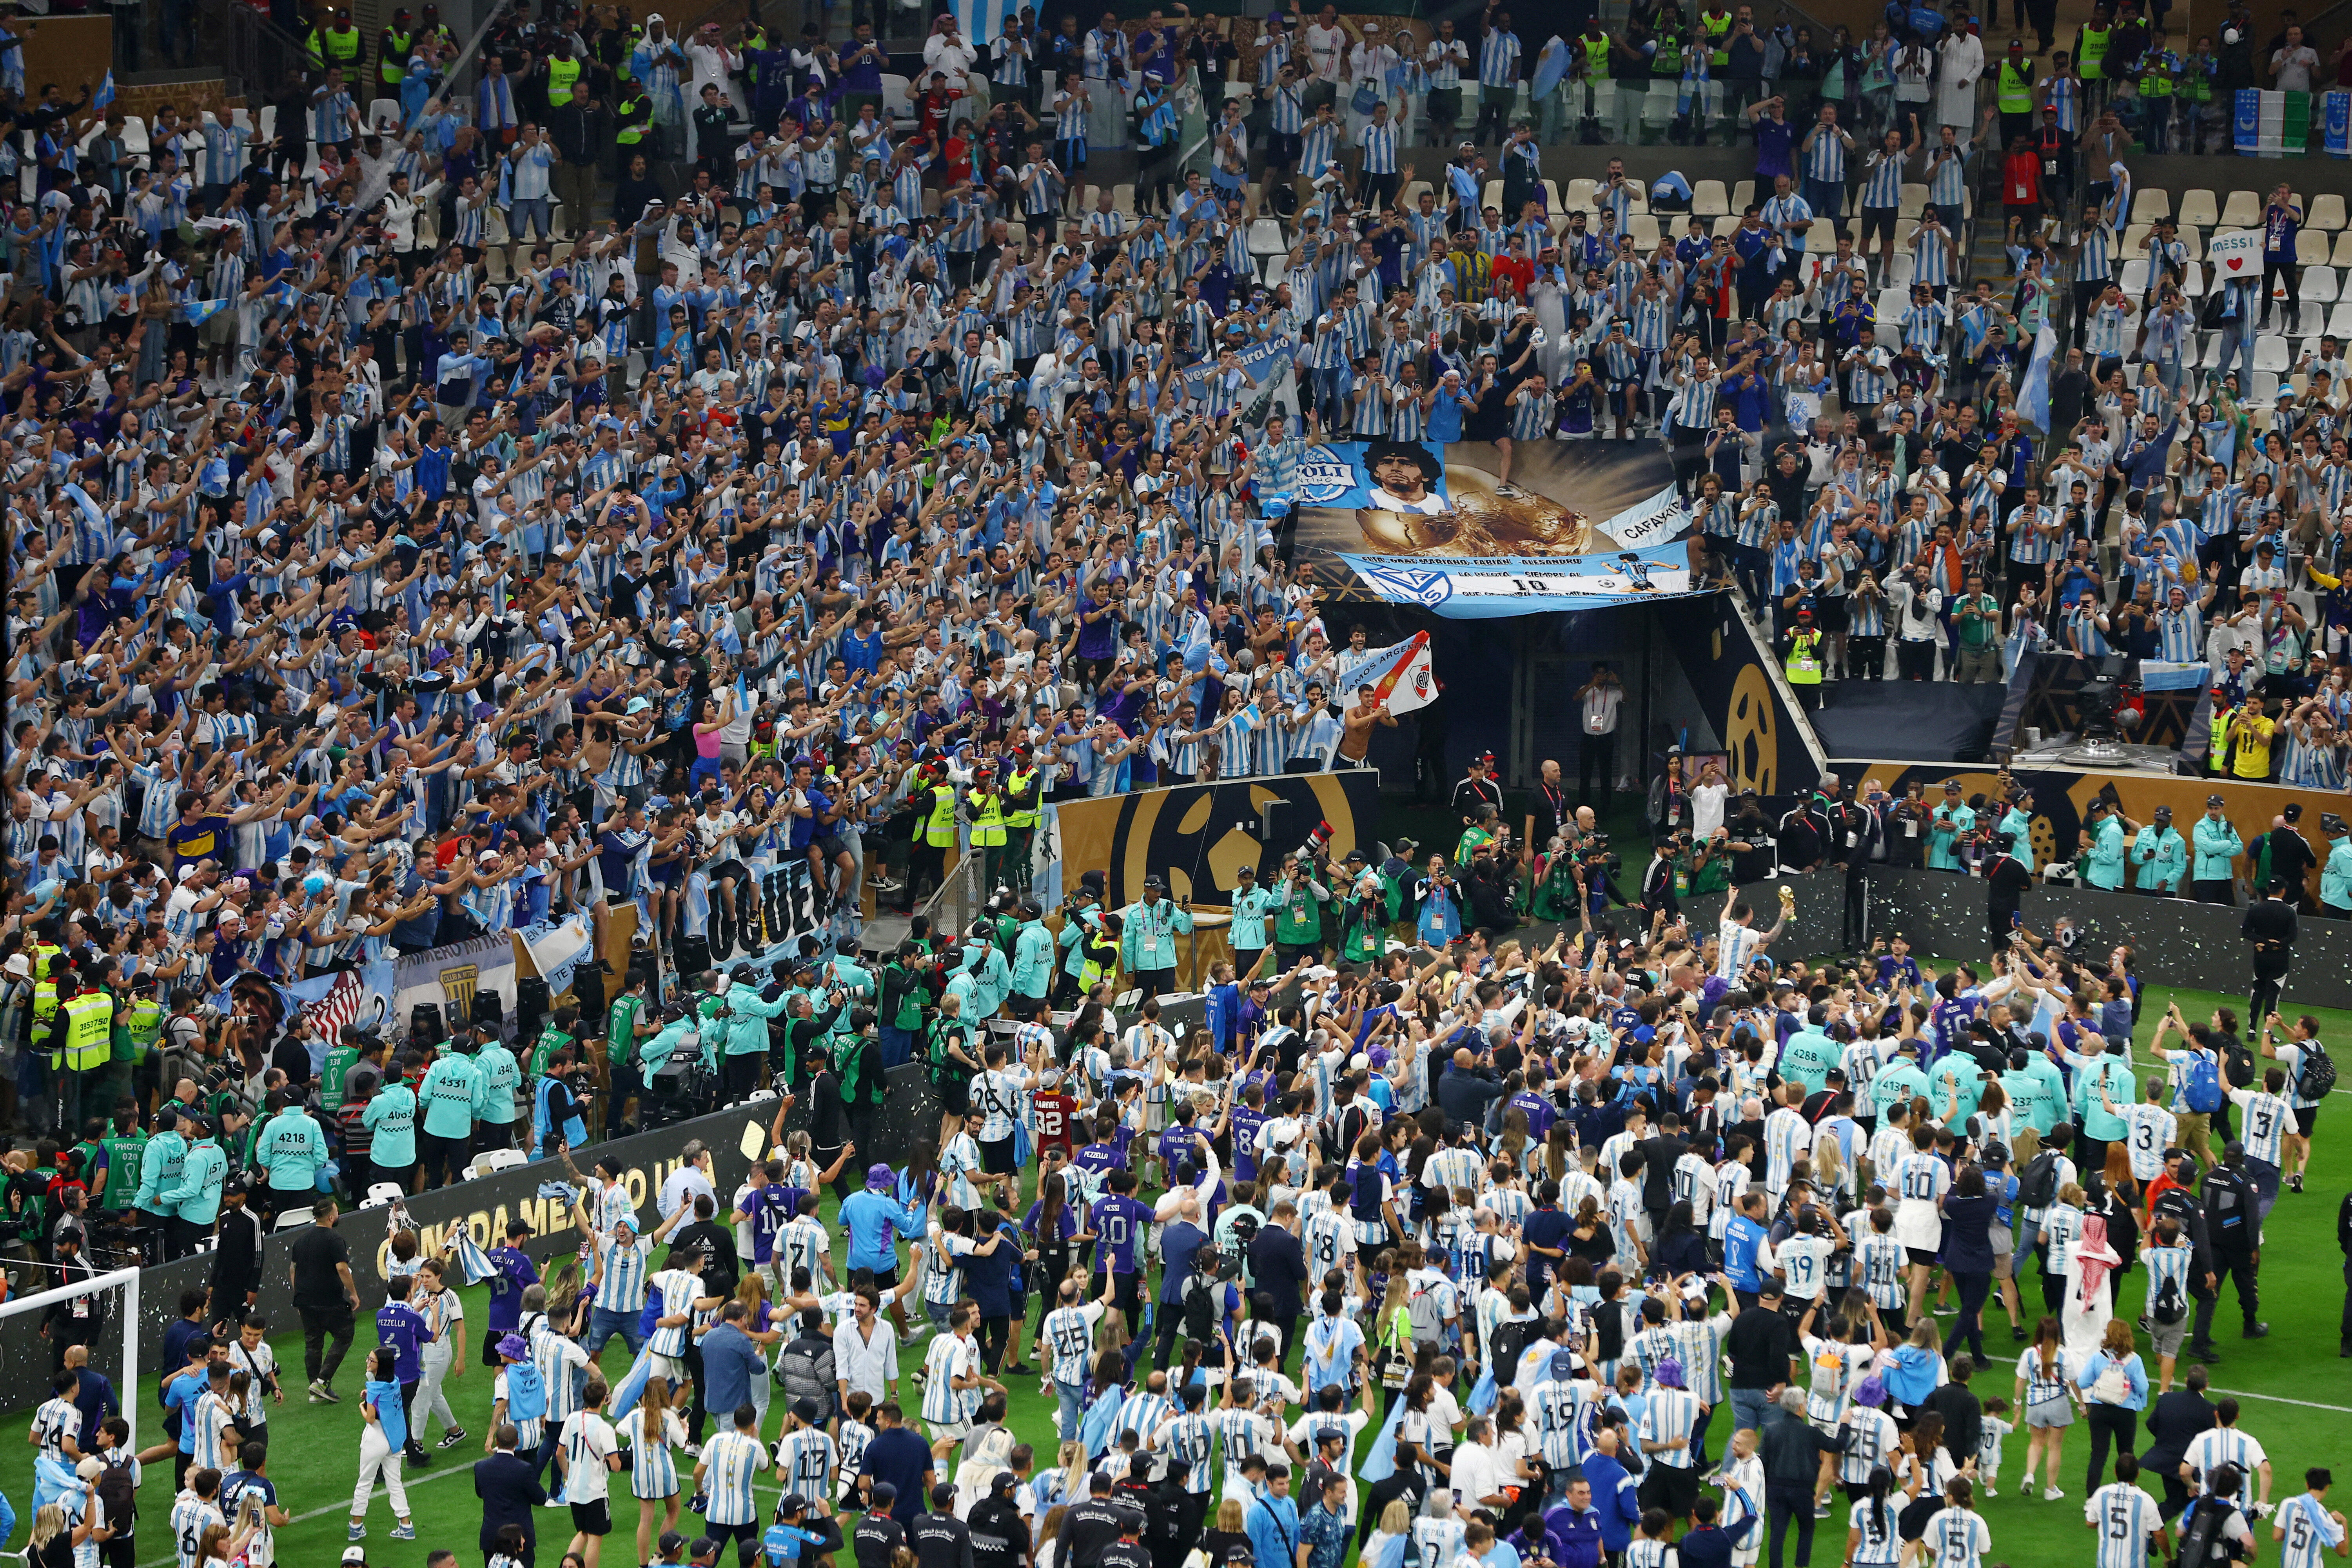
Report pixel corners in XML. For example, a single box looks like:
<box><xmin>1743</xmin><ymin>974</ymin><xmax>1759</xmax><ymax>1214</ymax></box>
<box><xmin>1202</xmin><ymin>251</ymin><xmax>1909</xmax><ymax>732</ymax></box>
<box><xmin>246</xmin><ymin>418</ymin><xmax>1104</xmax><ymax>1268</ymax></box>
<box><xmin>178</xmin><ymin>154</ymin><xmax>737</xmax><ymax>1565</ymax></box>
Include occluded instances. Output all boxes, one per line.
<box><xmin>1450</xmin><ymin>1440</ymin><xmax>1506</xmax><ymax>1504</ymax></box>
<box><xmin>1582</xmin><ymin>683</ymin><xmax>1623</xmax><ymax>736</ymax></box>
<box><xmin>559</xmin><ymin>1410</ymin><xmax>619</xmax><ymax>1502</ymax></box>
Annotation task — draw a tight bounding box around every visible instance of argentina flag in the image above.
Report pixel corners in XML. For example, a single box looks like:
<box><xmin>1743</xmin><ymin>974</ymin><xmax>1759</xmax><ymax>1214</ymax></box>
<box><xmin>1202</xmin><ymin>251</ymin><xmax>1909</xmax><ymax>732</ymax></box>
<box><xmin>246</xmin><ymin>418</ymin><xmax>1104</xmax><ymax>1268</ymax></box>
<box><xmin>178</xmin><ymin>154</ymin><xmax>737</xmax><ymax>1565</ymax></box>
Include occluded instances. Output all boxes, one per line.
<box><xmin>2017</xmin><ymin>324</ymin><xmax>2057</xmax><ymax>436</ymax></box>
<box><xmin>951</xmin><ymin>0</ymin><xmax>1009</xmax><ymax>46</ymax></box>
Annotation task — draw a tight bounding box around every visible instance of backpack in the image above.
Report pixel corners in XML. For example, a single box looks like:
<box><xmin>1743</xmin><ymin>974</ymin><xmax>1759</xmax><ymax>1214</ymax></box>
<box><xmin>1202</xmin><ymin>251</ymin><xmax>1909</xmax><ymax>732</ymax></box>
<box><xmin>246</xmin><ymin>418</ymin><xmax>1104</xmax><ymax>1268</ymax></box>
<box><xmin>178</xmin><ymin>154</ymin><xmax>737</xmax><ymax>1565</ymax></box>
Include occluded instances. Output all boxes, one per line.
<box><xmin>2172</xmin><ymin>1496</ymin><xmax>2239</xmax><ymax>1568</ymax></box>
<box><xmin>1487</xmin><ymin>1317</ymin><xmax>1537</xmax><ymax>1387</ymax></box>
<box><xmin>1406</xmin><ymin>1277</ymin><xmax>1449</xmax><ymax>1348</ymax></box>
<box><xmin>2296</xmin><ymin>1041</ymin><xmax>2337</xmax><ymax>1101</ymax></box>
<box><xmin>2181</xmin><ymin>1050</ymin><xmax>2225</xmax><ymax>1115</ymax></box>
<box><xmin>2017</xmin><ymin>1148</ymin><xmax>2062</xmax><ymax>1210</ymax></box>
<box><xmin>1181</xmin><ymin>1269</ymin><xmax>1220</xmax><ymax>1342</ymax></box>
<box><xmin>2151</xmin><ymin>1269</ymin><xmax>2186</xmax><ymax>1326</ymax></box>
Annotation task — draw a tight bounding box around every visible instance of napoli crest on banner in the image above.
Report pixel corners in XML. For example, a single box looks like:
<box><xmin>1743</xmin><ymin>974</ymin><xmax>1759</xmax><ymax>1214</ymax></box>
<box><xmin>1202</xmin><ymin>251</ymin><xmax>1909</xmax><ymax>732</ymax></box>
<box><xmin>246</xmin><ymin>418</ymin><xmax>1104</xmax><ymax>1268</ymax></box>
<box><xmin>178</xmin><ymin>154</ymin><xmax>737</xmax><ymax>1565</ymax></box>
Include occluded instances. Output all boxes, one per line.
<box><xmin>1298</xmin><ymin>446</ymin><xmax>1359</xmax><ymax>505</ymax></box>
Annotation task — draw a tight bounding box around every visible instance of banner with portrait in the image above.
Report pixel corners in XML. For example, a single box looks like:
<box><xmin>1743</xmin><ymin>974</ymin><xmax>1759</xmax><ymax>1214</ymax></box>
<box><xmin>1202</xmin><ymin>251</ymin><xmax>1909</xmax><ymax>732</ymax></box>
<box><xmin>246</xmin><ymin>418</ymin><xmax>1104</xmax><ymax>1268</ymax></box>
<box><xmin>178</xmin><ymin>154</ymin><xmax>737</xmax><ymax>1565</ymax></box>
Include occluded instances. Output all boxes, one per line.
<box><xmin>1279</xmin><ymin>437</ymin><xmax>1708</xmax><ymax>619</ymax></box>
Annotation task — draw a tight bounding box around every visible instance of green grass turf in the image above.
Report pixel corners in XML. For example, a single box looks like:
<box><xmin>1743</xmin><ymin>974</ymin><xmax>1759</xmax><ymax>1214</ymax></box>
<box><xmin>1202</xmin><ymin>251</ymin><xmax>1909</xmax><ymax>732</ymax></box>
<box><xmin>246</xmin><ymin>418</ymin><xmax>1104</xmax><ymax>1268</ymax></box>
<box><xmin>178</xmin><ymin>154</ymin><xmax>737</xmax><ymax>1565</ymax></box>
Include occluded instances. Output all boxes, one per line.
<box><xmin>11</xmin><ymin>965</ymin><xmax>2352</xmax><ymax>1568</ymax></box>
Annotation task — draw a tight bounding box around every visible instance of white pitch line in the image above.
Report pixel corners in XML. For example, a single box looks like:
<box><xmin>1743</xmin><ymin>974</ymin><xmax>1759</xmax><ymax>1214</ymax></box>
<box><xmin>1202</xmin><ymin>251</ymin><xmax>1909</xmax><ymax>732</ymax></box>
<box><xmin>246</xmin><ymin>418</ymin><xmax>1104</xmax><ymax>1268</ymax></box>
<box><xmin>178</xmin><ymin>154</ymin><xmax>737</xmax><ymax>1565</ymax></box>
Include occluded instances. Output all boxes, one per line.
<box><xmin>134</xmin><ymin>1449</ymin><xmax>805</xmax><ymax>1567</ymax></box>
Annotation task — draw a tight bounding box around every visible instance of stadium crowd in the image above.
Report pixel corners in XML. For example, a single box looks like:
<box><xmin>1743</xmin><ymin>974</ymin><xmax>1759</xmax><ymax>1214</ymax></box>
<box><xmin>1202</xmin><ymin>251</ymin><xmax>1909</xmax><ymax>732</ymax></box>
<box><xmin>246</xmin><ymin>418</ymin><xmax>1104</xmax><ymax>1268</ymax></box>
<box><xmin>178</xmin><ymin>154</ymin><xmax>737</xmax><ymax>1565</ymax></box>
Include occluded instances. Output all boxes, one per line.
<box><xmin>5</xmin><ymin>1</ymin><xmax>2352</xmax><ymax>1567</ymax></box>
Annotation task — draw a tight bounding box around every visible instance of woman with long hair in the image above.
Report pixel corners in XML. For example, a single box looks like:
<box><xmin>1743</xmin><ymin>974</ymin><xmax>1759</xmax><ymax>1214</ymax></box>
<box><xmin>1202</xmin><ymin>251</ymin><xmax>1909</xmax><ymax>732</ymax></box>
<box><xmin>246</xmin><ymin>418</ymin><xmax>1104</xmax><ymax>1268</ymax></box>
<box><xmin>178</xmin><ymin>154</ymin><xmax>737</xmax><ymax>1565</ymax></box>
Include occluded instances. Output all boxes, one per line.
<box><xmin>629</xmin><ymin>1373</ymin><xmax>688</xmax><ymax>1565</ymax></box>
<box><xmin>2012</xmin><ymin>1316</ymin><xmax>2075</xmax><ymax>1500</ymax></box>
<box><xmin>1844</xmin><ymin>1464</ymin><xmax>1905</xmax><ymax>1568</ymax></box>
<box><xmin>1395</xmin><ymin>1372</ymin><xmax>1448</xmax><ymax>1493</ymax></box>
<box><xmin>1033</xmin><ymin>1506</ymin><xmax>1073</xmax><ymax>1568</ymax></box>
<box><xmin>1373</xmin><ymin>1269</ymin><xmax>1415</xmax><ymax>1416</ymax></box>
<box><xmin>1913</xmin><ymin>1477</ymin><xmax>1989</xmax><ymax>1568</ymax></box>
<box><xmin>1896</xmin><ymin>1410</ymin><xmax>1960</xmax><ymax>1544</ymax></box>
<box><xmin>2074</xmin><ymin>1317</ymin><xmax>2149</xmax><ymax>1497</ymax></box>
<box><xmin>350</xmin><ymin>1345</ymin><xmax>419</xmax><ymax>1541</ymax></box>
<box><xmin>733</xmin><ymin>1275</ymin><xmax>784</xmax><ymax>1430</ymax></box>
<box><xmin>1025</xmin><ymin>1167</ymin><xmax>1085</xmax><ymax>1338</ymax></box>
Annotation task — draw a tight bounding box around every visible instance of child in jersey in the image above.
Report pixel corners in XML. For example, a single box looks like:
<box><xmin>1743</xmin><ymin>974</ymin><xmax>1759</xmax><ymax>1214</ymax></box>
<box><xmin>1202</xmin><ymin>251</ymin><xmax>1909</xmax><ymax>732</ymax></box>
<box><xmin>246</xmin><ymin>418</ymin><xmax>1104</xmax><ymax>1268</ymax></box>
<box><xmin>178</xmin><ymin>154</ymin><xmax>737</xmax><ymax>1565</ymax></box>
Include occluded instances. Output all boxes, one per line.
<box><xmin>1975</xmin><ymin>1396</ymin><xmax>2013</xmax><ymax>1498</ymax></box>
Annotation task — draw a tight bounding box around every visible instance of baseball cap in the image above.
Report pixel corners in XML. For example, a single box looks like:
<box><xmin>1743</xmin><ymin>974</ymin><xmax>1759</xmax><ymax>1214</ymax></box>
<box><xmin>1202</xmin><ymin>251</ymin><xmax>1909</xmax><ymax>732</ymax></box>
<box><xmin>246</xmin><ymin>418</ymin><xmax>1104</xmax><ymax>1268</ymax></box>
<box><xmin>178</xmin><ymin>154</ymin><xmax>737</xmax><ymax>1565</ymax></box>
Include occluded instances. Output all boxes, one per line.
<box><xmin>343</xmin><ymin>1550</ymin><xmax>369</xmax><ymax>1566</ymax></box>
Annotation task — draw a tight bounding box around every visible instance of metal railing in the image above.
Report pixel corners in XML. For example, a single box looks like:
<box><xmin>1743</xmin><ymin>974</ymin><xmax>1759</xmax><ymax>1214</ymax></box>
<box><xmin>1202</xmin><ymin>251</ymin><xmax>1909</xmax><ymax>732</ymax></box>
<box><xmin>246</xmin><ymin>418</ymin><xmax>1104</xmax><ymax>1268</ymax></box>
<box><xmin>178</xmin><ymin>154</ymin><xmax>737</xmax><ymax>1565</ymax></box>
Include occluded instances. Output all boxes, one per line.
<box><xmin>914</xmin><ymin>849</ymin><xmax>989</xmax><ymax>938</ymax></box>
<box><xmin>211</xmin><ymin>4</ymin><xmax>324</xmax><ymax>102</ymax></box>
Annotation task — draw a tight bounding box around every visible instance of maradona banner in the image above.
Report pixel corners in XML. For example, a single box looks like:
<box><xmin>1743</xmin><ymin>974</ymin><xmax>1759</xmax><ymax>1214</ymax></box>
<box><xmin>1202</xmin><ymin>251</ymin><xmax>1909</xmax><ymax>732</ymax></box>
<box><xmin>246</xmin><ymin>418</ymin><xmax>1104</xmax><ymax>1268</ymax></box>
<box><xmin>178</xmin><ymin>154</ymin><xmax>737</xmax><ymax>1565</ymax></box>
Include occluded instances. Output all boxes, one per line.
<box><xmin>1281</xmin><ymin>438</ymin><xmax>1712</xmax><ymax>619</ymax></box>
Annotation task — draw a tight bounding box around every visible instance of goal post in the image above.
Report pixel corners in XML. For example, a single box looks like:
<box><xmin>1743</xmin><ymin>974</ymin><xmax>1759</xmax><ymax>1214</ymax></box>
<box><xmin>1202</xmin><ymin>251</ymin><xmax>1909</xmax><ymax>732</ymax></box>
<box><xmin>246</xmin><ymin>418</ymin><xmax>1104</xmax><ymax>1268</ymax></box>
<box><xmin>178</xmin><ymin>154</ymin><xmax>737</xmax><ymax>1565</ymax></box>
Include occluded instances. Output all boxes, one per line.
<box><xmin>2</xmin><ymin>1264</ymin><xmax>142</xmax><ymax>1446</ymax></box>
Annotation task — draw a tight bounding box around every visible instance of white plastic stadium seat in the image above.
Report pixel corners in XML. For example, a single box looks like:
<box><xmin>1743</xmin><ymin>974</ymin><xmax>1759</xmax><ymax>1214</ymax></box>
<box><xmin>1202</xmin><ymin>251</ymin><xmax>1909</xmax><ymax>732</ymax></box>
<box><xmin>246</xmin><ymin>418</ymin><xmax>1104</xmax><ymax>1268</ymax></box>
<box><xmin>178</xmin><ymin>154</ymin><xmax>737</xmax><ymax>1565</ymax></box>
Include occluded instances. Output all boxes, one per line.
<box><xmin>2221</xmin><ymin>189</ymin><xmax>2263</xmax><ymax>228</ymax></box>
<box><xmin>2178</xmin><ymin>189</ymin><xmax>2218</xmax><ymax>228</ymax></box>
<box><xmin>2298</xmin><ymin>230</ymin><xmax>2332</xmax><ymax>268</ymax></box>
<box><xmin>2131</xmin><ymin>188</ymin><xmax>2170</xmax><ymax>223</ymax></box>
<box><xmin>274</xmin><ymin>1210</ymin><xmax>314</xmax><ymax>1232</ymax></box>
<box><xmin>363</xmin><ymin>1182</ymin><xmax>406</xmax><ymax>1209</ymax></box>
<box><xmin>1693</xmin><ymin>179</ymin><xmax>1729</xmax><ymax>217</ymax></box>
<box><xmin>2303</xmin><ymin>265</ymin><xmax>2340</xmax><ymax>303</ymax></box>
<box><xmin>2312</xmin><ymin>194</ymin><xmax>2348</xmax><ymax>230</ymax></box>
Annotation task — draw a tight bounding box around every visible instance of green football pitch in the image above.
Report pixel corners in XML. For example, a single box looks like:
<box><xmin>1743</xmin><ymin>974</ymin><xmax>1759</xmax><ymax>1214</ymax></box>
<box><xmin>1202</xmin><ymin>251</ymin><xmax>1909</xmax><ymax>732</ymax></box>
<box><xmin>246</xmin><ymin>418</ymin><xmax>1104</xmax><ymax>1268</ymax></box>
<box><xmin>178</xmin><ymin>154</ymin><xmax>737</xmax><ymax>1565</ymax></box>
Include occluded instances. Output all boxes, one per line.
<box><xmin>9</xmin><ymin>965</ymin><xmax>2352</xmax><ymax>1568</ymax></box>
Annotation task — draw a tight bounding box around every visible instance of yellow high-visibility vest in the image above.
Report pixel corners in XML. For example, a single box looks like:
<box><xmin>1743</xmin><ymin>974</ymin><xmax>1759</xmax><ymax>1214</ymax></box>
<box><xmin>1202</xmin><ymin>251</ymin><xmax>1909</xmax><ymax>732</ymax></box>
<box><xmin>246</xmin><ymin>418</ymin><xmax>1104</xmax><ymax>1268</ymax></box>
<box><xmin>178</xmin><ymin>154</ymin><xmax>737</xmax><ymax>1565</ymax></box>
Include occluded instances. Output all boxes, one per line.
<box><xmin>970</xmin><ymin>789</ymin><xmax>1007</xmax><ymax>848</ymax></box>
<box><xmin>62</xmin><ymin>992</ymin><xmax>113</xmax><ymax>1073</ymax></box>
<box><xmin>547</xmin><ymin>56</ymin><xmax>582</xmax><ymax>106</ymax></box>
<box><xmin>1004</xmin><ymin>769</ymin><xmax>1038</xmax><ymax>829</ymax></box>
<box><xmin>923</xmin><ymin>784</ymin><xmax>958</xmax><ymax>848</ymax></box>
<box><xmin>1785</xmin><ymin>630</ymin><xmax>1824</xmax><ymax>686</ymax></box>
<box><xmin>381</xmin><ymin>29</ymin><xmax>412</xmax><ymax>85</ymax></box>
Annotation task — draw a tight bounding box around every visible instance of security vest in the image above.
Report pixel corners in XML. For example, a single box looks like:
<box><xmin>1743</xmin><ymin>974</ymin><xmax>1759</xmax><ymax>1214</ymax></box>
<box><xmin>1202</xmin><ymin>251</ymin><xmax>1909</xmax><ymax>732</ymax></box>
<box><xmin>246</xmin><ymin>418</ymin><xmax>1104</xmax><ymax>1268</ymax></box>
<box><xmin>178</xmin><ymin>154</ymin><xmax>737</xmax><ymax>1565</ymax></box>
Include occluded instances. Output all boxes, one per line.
<box><xmin>1581</xmin><ymin>34</ymin><xmax>1610</xmax><ymax>78</ymax></box>
<box><xmin>62</xmin><ymin>991</ymin><xmax>113</xmax><ymax>1073</ymax></box>
<box><xmin>33</xmin><ymin>977</ymin><xmax>58</xmax><ymax>1051</ymax></box>
<box><xmin>1004</xmin><ymin>768</ymin><xmax>1038</xmax><ymax>829</ymax></box>
<box><xmin>33</xmin><ymin>941</ymin><xmax>61</xmax><ymax>980</ymax></box>
<box><xmin>1785</xmin><ymin>630</ymin><xmax>1824</xmax><ymax>685</ymax></box>
<box><xmin>2184</xmin><ymin>54</ymin><xmax>2214</xmax><ymax>102</ymax></box>
<box><xmin>319</xmin><ymin>24</ymin><xmax>363</xmax><ymax>75</ymax></box>
<box><xmin>1652</xmin><ymin>33</ymin><xmax>1684</xmax><ymax>76</ymax></box>
<box><xmin>743</xmin><ymin>26</ymin><xmax>768</xmax><ymax>83</ymax></box>
<box><xmin>2141</xmin><ymin>50</ymin><xmax>2176</xmax><ymax>96</ymax></box>
<box><xmin>2078</xmin><ymin>24</ymin><xmax>2110</xmax><ymax>80</ymax></box>
<box><xmin>124</xmin><ymin>996</ymin><xmax>164</xmax><ymax>1060</ymax></box>
<box><xmin>1997</xmin><ymin>59</ymin><xmax>2034</xmax><ymax>113</ymax></box>
<box><xmin>617</xmin><ymin>24</ymin><xmax>644</xmax><ymax>81</ymax></box>
<box><xmin>615</xmin><ymin>91</ymin><xmax>648</xmax><ymax>142</ymax></box>
<box><xmin>970</xmin><ymin>789</ymin><xmax>1007</xmax><ymax>848</ymax></box>
<box><xmin>2210</xmin><ymin>704</ymin><xmax>2231</xmax><ymax>771</ymax></box>
<box><xmin>1699</xmin><ymin>9</ymin><xmax>1732</xmax><ymax>67</ymax></box>
<box><xmin>922</xmin><ymin>783</ymin><xmax>958</xmax><ymax>847</ymax></box>
<box><xmin>547</xmin><ymin>55</ymin><xmax>582</xmax><ymax>106</ymax></box>
<box><xmin>381</xmin><ymin>29</ymin><xmax>412</xmax><ymax>85</ymax></box>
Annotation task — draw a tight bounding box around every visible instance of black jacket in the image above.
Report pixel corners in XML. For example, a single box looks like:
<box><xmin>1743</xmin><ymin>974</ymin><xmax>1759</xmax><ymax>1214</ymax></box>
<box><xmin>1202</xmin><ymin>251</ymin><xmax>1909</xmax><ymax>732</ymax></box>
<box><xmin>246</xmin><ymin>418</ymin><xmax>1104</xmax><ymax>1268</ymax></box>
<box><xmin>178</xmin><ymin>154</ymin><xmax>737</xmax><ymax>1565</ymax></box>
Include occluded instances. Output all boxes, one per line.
<box><xmin>2140</xmin><ymin>1390</ymin><xmax>2215</xmax><ymax>1474</ymax></box>
<box><xmin>1247</xmin><ymin>1226</ymin><xmax>1309</xmax><ymax>1319</ymax></box>
<box><xmin>856</xmin><ymin>1512</ymin><xmax>908</xmax><ymax>1568</ymax></box>
<box><xmin>1926</xmin><ymin>1382</ymin><xmax>1983</xmax><ymax>1468</ymax></box>
<box><xmin>2241</xmin><ymin>897</ymin><xmax>2297</xmax><ymax>978</ymax></box>
<box><xmin>1062</xmin><ymin>1498</ymin><xmax>1147</xmax><ymax>1568</ymax></box>
<box><xmin>1760</xmin><ymin>1405</ymin><xmax>1849</xmax><ymax>1484</ymax></box>
<box><xmin>209</xmin><ymin>1202</ymin><xmax>267</xmax><ymax>1303</ymax></box>
<box><xmin>911</xmin><ymin>1509</ymin><xmax>977</xmax><ymax>1568</ymax></box>
<box><xmin>473</xmin><ymin>1451</ymin><xmax>549</xmax><ymax>1553</ymax></box>
<box><xmin>969</xmin><ymin>1495</ymin><xmax>1031</xmax><ymax>1568</ymax></box>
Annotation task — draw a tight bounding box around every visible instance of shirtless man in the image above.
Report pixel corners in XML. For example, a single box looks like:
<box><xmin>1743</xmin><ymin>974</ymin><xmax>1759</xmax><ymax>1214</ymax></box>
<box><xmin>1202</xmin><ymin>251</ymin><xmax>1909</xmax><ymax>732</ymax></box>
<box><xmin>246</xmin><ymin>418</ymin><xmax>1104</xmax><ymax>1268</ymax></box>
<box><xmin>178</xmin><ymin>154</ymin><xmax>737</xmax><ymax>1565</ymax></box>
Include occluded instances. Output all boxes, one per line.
<box><xmin>1336</xmin><ymin>682</ymin><xmax>1396</xmax><ymax>766</ymax></box>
